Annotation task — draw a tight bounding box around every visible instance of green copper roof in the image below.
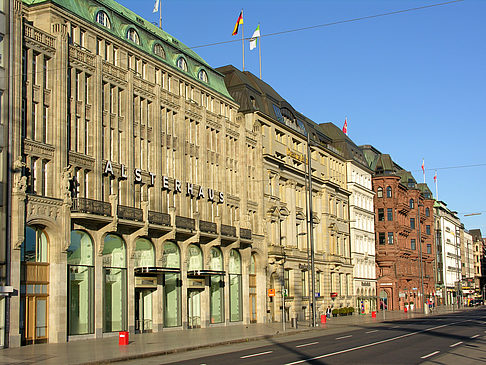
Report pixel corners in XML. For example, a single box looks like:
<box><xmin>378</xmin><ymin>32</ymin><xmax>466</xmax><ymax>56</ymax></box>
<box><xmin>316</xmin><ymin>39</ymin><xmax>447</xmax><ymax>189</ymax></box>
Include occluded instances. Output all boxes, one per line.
<box><xmin>23</xmin><ymin>0</ymin><xmax>232</xmax><ymax>99</ymax></box>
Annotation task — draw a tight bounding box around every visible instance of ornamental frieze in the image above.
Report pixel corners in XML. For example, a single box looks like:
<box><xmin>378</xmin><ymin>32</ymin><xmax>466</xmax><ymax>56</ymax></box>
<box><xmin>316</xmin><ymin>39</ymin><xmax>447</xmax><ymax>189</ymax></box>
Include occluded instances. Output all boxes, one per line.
<box><xmin>26</xmin><ymin>195</ymin><xmax>63</xmax><ymax>224</ymax></box>
<box><xmin>68</xmin><ymin>151</ymin><xmax>95</xmax><ymax>169</ymax></box>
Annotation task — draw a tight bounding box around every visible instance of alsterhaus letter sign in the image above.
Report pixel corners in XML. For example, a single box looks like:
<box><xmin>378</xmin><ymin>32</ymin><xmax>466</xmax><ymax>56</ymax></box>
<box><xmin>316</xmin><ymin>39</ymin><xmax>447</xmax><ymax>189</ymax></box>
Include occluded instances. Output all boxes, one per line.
<box><xmin>103</xmin><ymin>160</ymin><xmax>224</xmax><ymax>203</ymax></box>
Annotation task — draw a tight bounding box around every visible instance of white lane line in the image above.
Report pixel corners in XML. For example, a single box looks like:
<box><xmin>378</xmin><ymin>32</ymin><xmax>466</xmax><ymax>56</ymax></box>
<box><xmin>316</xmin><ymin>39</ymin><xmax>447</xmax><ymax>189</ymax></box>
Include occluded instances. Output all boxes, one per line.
<box><xmin>366</xmin><ymin>330</ymin><xmax>378</xmax><ymax>334</ymax></box>
<box><xmin>471</xmin><ymin>334</ymin><xmax>480</xmax><ymax>339</ymax></box>
<box><xmin>336</xmin><ymin>335</ymin><xmax>352</xmax><ymax>340</ymax></box>
<box><xmin>450</xmin><ymin>341</ymin><xmax>463</xmax><ymax>348</ymax></box>
<box><xmin>296</xmin><ymin>341</ymin><xmax>319</xmax><ymax>348</ymax></box>
<box><xmin>284</xmin><ymin>321</ymin><xmax>464</xmax><ymax>365</ymax></box>
<box><xmin>421</xmin><ymin>351</ymin><xmax>440</xmax><ymax>359</ymax></box>
<box><xmin>240</xmin><ymin>351</ymin><xmax>273</xmax><ymax>359</ymax></box>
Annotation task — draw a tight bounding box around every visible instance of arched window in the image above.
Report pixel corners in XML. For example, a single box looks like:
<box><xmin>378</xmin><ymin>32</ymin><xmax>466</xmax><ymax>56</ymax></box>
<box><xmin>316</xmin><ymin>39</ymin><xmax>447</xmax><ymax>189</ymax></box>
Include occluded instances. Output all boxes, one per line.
<box><xmin>162</xmin><ymin>242</ymin><xmax>181</xmax><ymax>327</ymax></box>
<box><xmin>229</xmin><ymin>249</ymin><xmax>242</xmax><ymax>322</ymax></box>
<box><xmin>377</xmin><ymin>187</ymin><xmax>383</xmax><ymax>198</ymax></box>
<box><xmin>162</xmin><ymin>241</ymin><xmax>180</xmax><ymax>268</ymax></box>
<box><xmin>386</xmin><ymin>186</ymin><xmax>392</xmax><ymax>198</ymax></box>
<box><xmin>153</xmin><ymin>43</ymin><xmax>166</xmax><ymax>59</ymax></box>
<box><xmin>126</xmin><ymin>28</ymin><xmax>140</xmax><ymax>45</ymax></box>
<box><xmin>96</xmin><ymin>11</ymin><xmax>111</xmax><ymax>28</ymax></box>
<box><xmin>210</xmin><ymin>247</ymin><xmax>224</xmax><ymax>323</ymax></box>
<box><xmin>197</xmin><ymin>69</ymin><xmax>208</xmax><ymax>82</ymax></box>
<box><xmin>102</xmin><ymin>234</ymin><xmax>127</xmax><ymax>332</ymax></box>
<box><xmin>425</xmin><ymin>207</ymin><xmax>430</xmax><ymax>217</ymax></box>
<box><xmin>188</xmin><ymin>244</ymin><xmax>203</xmax><ymax>271</ymax></box>
<box><xmin>409</xmin><ymin>199</ymin><xmax>414</xmax><ymax>209</ymax></box>
<box><xmin>176</xmin><ymin>57</ymin><xmax>188</xmax><ymax>72</ymax></box>
<box><xmin>22</xmin><ymin>226</ymin><xmax>48</xmax><ymax>263</ymax></box>
<box><xmin>68</xmin><ymin>230</ymin><xmax>94</xmax><ymax>335</ymax></box>
<box><xmin>134</xmin><ymin>238</ymin><xmax>155</xmax><ymax>268</ymax></box>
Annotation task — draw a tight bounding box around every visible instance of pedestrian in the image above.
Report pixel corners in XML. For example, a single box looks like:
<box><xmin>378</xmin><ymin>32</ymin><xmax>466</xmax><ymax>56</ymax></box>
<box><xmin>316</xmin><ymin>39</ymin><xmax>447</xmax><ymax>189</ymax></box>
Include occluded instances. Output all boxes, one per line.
<box><xmin>326</xmin><ymin>306</ymin><xmax>331</xmax><ymax>319</ymax></box>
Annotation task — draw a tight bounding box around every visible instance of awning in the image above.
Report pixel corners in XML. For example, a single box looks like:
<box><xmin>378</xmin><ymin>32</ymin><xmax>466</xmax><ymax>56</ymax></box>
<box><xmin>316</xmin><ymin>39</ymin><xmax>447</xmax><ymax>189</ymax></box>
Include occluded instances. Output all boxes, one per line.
<box><xmin>134</xmin><ymin>267</ymin><xmax>180</xmax><ymax>276</ymax></box>
<box><xmin>188</xmin><ymin>270</ymin><xmax>225</xmax><ymax>276</ymax></box>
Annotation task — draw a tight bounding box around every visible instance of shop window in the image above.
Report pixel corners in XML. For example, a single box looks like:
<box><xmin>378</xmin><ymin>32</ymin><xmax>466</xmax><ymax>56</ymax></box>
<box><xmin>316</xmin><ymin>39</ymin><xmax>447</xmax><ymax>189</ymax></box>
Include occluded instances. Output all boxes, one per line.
<box><xmin>229</xmin><ymin>249</ymin><xmax>242</xmax><ymax>322</ymax></box>
<box><xmin>67</xmin><ymin>230</ymin><xmax>94</xmax><ymax>335</ymax></box>
<box><xmin>210</xmin><ymin>247</ymin><xmax>224</xmax><ymax>324</ymax></box>
<box><xmin>102</xmin><ymin>234</ymin><xmax>127</xmax><ymax>332</ymax></box>
<box><xmin>188</xmin><ymin>244</ymin><xmax>203</xmax><ymax>271</ymax></box>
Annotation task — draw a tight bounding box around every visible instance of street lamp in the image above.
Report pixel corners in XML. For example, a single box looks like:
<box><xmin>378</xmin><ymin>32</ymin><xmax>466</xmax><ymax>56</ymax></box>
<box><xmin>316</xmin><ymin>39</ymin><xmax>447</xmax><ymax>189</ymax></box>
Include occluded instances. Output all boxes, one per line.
<box><xmin>306</xmin><ymin>131</ymin><xmax>317</xmax><ymax>327</ymax></box>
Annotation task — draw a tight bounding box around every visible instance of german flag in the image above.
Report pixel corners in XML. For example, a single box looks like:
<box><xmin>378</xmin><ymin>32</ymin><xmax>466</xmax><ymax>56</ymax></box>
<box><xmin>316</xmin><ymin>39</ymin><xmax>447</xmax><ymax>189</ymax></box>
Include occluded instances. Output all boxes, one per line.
<box><xmin>232</xmin><ymin>10</ymin><xmax>243</xmax><ymax>36</ymax></box>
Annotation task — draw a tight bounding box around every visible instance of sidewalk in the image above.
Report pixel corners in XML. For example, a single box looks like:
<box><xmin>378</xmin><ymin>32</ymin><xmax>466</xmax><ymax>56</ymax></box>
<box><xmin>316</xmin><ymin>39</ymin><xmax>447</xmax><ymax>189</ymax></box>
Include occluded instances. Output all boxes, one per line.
<box><xmin>0</xmin><ymin>306</ymin><xmax>458</xmax><ymax>365</ymax></box>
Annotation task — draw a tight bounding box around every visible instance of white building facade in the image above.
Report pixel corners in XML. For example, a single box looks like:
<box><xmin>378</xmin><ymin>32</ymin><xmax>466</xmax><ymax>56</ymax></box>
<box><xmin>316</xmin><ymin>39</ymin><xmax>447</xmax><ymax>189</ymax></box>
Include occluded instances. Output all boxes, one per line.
<box><xmin>347</xmin><ymin>162</ymin><xmax>376</xmax><ymax>314</ymax></box>
<box><xmin>434</xmin><ymin>201</ymin><xmax>462</xmax><ymax>305</ymax></box>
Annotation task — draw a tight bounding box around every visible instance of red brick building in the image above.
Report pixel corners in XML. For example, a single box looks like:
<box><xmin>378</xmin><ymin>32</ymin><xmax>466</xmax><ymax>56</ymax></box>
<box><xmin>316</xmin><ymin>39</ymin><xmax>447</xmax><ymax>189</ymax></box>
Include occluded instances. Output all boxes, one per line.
<box><xmin>361</xmin><ymin>146</ymin><xmax>435</xmax><ymax>311</ymax></box>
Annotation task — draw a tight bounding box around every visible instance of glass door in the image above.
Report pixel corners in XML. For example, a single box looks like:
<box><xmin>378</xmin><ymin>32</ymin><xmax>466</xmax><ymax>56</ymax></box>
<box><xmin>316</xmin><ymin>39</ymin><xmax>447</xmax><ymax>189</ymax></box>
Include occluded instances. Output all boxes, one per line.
<box><xmin>24</xmin><ymin>295</ymin><xmax>48</xmax><ymax>344</ymax></box>
<box><xmin>135</xmin><ymin>289</ymin><xmax>153</xmax><ymax>333</ymax></box>
<box><xmin>187</xmin><ymin>289</ymin><xmax>202</xmax><ymax>329</ymax></box>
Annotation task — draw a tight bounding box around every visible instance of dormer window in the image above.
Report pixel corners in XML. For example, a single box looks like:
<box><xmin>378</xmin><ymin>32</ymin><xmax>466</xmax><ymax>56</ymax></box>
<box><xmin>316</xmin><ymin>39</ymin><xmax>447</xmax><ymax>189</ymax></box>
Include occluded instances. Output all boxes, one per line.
<box><xmin>153</xmin><ymin>43</ymin><xmax>166</xmax><ymax>59</ymax></box>
<box><xmin>197</xmin><ymin>69</ymin><xmax>208</xmax><ymax>82</ymax></box>
<box><xmin>176</xmin><ymin>57</ymin><xmax>187</xmax><ymax>72</ymax></box>
<box><xmin>96</xmin><ymin>11</ymin><xmax>111</xmax><ymax>28</ymax></box>
<box><xmin>127</xmin><ymin>28</ymin><xmax>140</xmax><ymax>45</ymax></box>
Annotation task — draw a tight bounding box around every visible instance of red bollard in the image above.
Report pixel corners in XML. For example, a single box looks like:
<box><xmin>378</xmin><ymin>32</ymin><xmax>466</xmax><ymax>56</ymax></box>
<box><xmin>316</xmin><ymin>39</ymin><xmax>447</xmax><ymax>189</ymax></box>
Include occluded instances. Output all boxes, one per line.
<box><xmin>404</xmin><ymin>307</ymin><xmax>408</xmax><ymax>313</ymax></box>
<box><xmin>119</xmin><ymin>331</ymin><xmax>129</xmax><ymax>345</ymax></box>
<box><xmin>321</xmin><ymin>314</ymin><xmax>327</xmax><ymax>324</ymax></box>
<box><xmin>371</xmin><ymin>311</ymin><xmax>376</xmax><ymax>318</ymax></box>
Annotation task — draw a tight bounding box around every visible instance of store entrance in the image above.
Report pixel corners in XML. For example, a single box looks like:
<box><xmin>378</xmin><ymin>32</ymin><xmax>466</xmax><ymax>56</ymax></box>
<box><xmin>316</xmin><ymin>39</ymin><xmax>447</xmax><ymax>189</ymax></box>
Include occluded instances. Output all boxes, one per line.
<box><xmin>187</xmin><ymin>288</ymin><xmax>203</xmax><ymax>329</ymax></box>
<box><xmin>135</xmin><ymin>288</ymin><xmax>153</xmax><ymax>333</ymax></box>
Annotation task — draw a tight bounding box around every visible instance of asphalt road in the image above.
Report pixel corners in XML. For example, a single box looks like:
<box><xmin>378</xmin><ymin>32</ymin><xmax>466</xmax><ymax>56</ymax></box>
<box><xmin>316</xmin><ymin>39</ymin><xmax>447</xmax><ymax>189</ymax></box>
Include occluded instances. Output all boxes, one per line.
<box><xmin>123</xmin><ymin>308</ymin><xmax>486</xmax><ymax>365</ymax></box>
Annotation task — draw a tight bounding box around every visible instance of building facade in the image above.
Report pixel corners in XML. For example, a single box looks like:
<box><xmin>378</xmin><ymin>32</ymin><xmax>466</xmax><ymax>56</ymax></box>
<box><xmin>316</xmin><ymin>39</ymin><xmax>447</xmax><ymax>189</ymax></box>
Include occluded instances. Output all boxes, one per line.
<box><xmin>319</xmin><ymin>123</ymin><xmax>376</xmax><ymax>314</ymax></box>
<box><xmin>0</xmin><ymin>0</ymin><xmax>10</xmax><ymax>348</ymax></box>
<box><xmin>8</xmin><ymin>0</ymin><xmax>265</xmax><ymax>347</ymax></box>
<box><xmin>434</xmin><ymin>201</ymin><xmax>462</xmax><ymax>306</ymax></box>
<box><xmin>460</xmin><ymin>229</ymin><xmax>474</xmax><ymax>304</ymax></box>
<box><xmin>470</xmin><ymin>229</ymin><xmax>485</xmax><ymax>299</ymax></box>
<box><xmin>361</xmin><ymin>146</ymin><xmax>435</xmax><ymax>311</ymax></box>
<box><xmin>218</xmin><ymin>66</ymin><xmax>354</xmax><ymax>323</ymax></box>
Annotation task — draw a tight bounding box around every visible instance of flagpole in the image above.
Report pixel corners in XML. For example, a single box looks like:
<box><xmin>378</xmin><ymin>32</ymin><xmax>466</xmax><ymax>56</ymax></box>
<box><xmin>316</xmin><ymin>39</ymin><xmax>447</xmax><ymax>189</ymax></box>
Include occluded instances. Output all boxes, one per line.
<box><xmin>423</xmin><ymin>158</ymin><xmax>425</xmax><ymax>183</ymax></box>
<box><xmin>159</xmin><ymin>0</ymin><xmax>162</xmax><ymax>29</ymax></box>
<box><xmin>435</xmin><ymin>170</ymin><xmax>438</xmax><ymax>201</ymax></box>
<box><xmin>258</xmin><ymin>24</ymin><xmax>262</xmax><ymax>79</ymax></box>
<box><xmin>241</xmin><ymin>9</ymin><xmax>245</xmax><ymax>71</ymax></box>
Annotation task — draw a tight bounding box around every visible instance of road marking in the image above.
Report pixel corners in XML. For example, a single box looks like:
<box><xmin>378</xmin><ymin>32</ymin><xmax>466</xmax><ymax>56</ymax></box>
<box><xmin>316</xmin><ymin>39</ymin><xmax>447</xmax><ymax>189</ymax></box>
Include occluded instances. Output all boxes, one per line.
<box><xmin>391</xmin><ymin>325</ymin><xmax>400</xmax><ymax>328</ymax></box>
<box><xmin>366</xmin><ymin>330</ymin><xmax>378</xmax><ymax>334</ymax></box>
<box><xmin>336</xmin><ymin>335</ymin><xmax>352</xmax><ymax>340</ymax></box>
<box><xmin>450</xmin><ymin>341</ymin><xmax>463</xmax><ymax>347</ymax></box>
<box><xmin>284</xmin><ymin>321</ymin><xmax>464</xmax><ymax>365</ymax></box>
<box><xmin>421</xmin><ymin>351</ymin><xmax>440</xmax><ymax>359</ymax></box>
<box><xmin>296</xmin><ymin>342</ymin><xmax>319</xmax><ymax>348</ymax></box>
<box><xmin>240</xmin><ymin>351</ymin><xmax>273</xmax><ymax>359</ymax></box>
<box><xmin>471</xmin><ymin>334</ymin><xmax>480</xmax><ymax>339</ymax></box>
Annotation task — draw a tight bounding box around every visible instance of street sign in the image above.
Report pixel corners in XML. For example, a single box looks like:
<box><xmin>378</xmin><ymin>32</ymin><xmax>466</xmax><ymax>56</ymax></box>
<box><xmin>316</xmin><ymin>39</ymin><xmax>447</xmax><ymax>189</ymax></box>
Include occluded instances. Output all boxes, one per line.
<box><xmin>283</xmin><ymin>289</ymin><xmax>288</xmax><ymax>297</ymax></box>
<box><xmin>315</xmin><ymin>292</ymin><xmax>320</xmax><ymax>298</ymax></box>
<box><xmin>268</xmin><ymin>289</ymin><xmax>275</xmax><ymax>297</ymax></box>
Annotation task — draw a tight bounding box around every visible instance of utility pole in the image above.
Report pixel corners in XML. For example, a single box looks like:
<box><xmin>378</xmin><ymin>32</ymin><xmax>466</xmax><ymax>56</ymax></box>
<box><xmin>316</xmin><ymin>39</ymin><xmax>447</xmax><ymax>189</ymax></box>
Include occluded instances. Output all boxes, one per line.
<box><xmin>306</xmin><ymin>131</ymin><xmax>316</xmax><ymax>327</ymax></box>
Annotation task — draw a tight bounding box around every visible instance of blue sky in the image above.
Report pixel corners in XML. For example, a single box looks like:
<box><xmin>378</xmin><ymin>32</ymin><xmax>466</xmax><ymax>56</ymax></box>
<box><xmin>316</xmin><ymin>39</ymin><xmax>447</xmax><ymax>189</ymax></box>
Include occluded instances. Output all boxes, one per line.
<box><xmin>119</xmin><ymin>0</ymin><xmax>486</xmax><ymax>234</ymax></box>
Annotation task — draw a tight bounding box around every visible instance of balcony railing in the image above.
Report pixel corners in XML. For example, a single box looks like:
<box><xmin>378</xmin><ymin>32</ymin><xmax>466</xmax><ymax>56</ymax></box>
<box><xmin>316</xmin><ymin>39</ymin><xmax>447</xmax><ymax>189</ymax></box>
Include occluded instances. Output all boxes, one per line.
<box><xmin>240</xmin><ymin>228</ymin><xmax>252</xmax><ymax>240</ymax></box>
<box><xmin>176</xmin><ymin>216</ymin><xmax>195</xmax><ymax>230</ymax></box>
<box><xmin>221</xmin><ymin>224</ymin><xmax>237</xmax><ymax>237</ymax></box>
<box><xmin>118</xmin><ymin>205</ymin><xmax>143</xmax><ymax>221</ymax></box>
<box><xmin>71</xmin><ymin>197</ymin><xmax>111</xmax><ymax>216</ymax></box>
<box><xmin>148</xmin><ymin>211</ymin><xmax>171</xmax><ymax>226</ymax></box>
<box><xmin>200</xmin><ymin>220</ymin><xmax>217</xmax><ymax>234</ymax></box>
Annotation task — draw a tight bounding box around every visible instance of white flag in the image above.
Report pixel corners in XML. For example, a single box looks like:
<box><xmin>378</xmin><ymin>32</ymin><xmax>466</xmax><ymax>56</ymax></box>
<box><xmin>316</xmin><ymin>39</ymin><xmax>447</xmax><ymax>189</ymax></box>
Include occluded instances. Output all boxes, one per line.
<box><xmin>153</xmin><ymin>0</ymin><xmax>160</xmax><ymax>13</ymax></box>
<box><xmin>249</xmin><ymin>24</ymin><xmax>260</xmax><ymax>50</ymax></box>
